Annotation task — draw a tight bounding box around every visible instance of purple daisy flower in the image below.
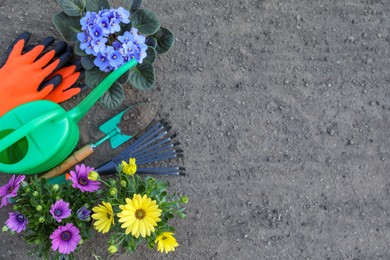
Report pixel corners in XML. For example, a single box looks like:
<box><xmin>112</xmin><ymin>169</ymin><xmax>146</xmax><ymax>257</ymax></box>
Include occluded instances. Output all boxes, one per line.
<box><xmin>69</xmin><ymin>164</ymin><xmax>100</xmax><ymax>193</ymax></box>
<box><xmin>50</xmin><ymin>199</ymin><xmax>72</xmax><ymax>222</ymax></box>
<box><xmin>0</xmin><ymin>175</ymin><xmax>25</xmax><ymax>208</ymax></box>
<box><xmin>50</xmin><ymin>223</ymin><xmax>81</xmax><ymax>255</ymax></box>
<box><xmin>5</xmin><ymin>212</ymin><xmax>28</xmax><ymax>233</ymax></box>
<box><xmin>76</xmin><ymin>206</ymin><xmax>91</xmax><ymax>221</ymax></box>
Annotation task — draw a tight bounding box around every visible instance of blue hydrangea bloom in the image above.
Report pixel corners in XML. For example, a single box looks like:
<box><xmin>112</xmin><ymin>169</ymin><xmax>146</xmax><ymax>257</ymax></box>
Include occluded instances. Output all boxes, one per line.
<box><xmin>78</xmin><ymin>7</ymin><xmax>148</xmax><ymax>72</ymax></box>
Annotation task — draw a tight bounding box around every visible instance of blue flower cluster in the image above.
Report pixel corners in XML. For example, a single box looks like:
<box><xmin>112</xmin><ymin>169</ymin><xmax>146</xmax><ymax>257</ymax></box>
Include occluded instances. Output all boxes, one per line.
<box><xmin>77</xmin><ymin>7</ymin><xmax>148</xmax><ymax>72</ymax></box>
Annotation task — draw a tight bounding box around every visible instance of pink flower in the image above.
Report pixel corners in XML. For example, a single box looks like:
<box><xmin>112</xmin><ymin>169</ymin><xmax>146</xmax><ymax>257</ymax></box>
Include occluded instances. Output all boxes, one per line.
<box><xmin>50</xmin><ymin>223</ymin><xmax>81</xmax><ymax>254</ymax></box>
<box><xmin>0</xmin><ymin>175</ymin><xmax>25</xmax><ymax>207</ymax></box>
<box><xmin>69</xmin><ymin>164</ymin><xmax>100</xmax><ymax>192</ymax></box>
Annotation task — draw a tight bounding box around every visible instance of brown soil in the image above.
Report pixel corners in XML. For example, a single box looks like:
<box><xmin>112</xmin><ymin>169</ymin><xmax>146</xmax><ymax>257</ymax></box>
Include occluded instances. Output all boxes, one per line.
<box><xmin>0</xmin><ymin>0</ymin><xmax>390</xmax><ymax>259</ymax></box>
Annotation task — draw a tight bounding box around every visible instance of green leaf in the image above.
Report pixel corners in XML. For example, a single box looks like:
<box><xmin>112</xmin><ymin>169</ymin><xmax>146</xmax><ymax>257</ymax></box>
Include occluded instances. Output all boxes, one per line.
<box><xmin>144</xmin><ymin>46</ymin><xmax>157</xmax><ymax>64</ymax></box>
<box><xmin>130</xmin><ymin>9</ymin><xmax>160</xmax><ymax>35</ymax></box>
<box><xmin>86</xmin><ymin>0</ymin><xmax>110</xmax><ymax>12</ymax></box>
<box><xmin>52</xmin><ymin>12</ymin><xmax>81</xmax><ymax>42</ymax></box>
<box><xmin>99</xmin><ymin>82</ymin><xmax>124</xmax><ymax>108</ymax></box>
<box><xmin>117</xmin><ymin>71</ymin><xmax>129</xmax><ymax>84</ymax></box>
<box><xmin>60</xmin><ymin>0</ymin><xmax>86</xmax><ymax>16</ymax></box>
<box><xmin>153</xmin><ymin>27</ymin><xmax>175</xmax><ymax>54</ymax></box>
<box><xmin>123</xmin><ymin>0</ymin><xmax>142</xmax><ymax>12</ymax></box>
<box><xmin>81</xmin><ymin>56</ymin><xmax>95</xmax><ymax>70</ymax></box>
<box><xmin>85</xmin><ymin>68</ymin><xmax>108</xmax><ymax>88</ymax></box>
<box><xmin>74</xmin><ymin>41</ymin><xmax>87</xmax><ymax>56</ymax></box>
<box><xmin>127</xmin><ymin>61</ymin><xmax>155</xmax><ymax>90</ymax></box>
<box><xmin>145</xmin><ymin>37</ymin><xmax>157</xmax><ymax>48</ymax></box>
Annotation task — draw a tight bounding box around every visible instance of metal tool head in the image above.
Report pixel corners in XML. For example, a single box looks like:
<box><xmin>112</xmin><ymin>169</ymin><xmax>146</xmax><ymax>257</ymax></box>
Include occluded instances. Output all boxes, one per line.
<box><xmin>98</xmin><ymin>102</ymin><xmax>157</xmax><ymax>149</ymax></box>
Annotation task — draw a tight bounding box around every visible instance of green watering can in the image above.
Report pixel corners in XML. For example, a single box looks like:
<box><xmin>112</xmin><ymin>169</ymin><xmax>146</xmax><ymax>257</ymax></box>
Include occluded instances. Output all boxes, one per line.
<box><xmin>0</xmin><ymin>59</ymin><xmax>137</xmax><ymax>174</ymax></box>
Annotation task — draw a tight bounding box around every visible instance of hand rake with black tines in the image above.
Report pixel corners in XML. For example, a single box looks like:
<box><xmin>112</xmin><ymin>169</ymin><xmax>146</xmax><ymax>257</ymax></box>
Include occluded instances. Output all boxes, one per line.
<box><xmin>95</xmin><ymin>120</ymin><xmax>184</xmax><ymax>176</ymax></box>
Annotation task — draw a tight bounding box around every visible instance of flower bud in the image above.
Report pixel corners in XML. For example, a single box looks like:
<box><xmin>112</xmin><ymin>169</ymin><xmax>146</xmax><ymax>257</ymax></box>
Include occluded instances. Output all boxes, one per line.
<box><xmin>13</xmin><ymin>205</ymin><xmax>19</xmax><ymax>211</ymax></box>
<box><xmin>32</xmin><ymin>191</ymin><xmax>39</xmax><ymax>197</ymax></box>
<box><xmin>52</xmin><ymin>184</ymin><xmax>60</xmax><ymax>191</ymax></box>
<box><xmin>109</xmin><ymin>188</ymin><xmax>117</xmax><ymax>196</ymax></box>
<box><xmin>120</xmin><ymin>180</ymin><xmax>127</xmax><ymax>187</ymax></box>
<box><xmin>108</xmin><ymin>245</ymin><xmax>118</xmax><ymax>254</ymax></box>
<box><xmin>79</xmin><ymin>239</ymin><xmax>84</xmax><ymax>245</ymax></box>
<box><xmin>88</xmin><ymin>171</ymin><xmax>99</xmax><ymax>181</ymax></box>
<box><xmin>24</xmin><ymin>187</ymin><xmax>30</xmax><ymax>193</ymax></box>
<box><xmin>56</xmin><ymin>195</ymin><xmax>61</xmax><ymax>200</ymax></box>
<box><xmin>181</xmin><ymin>196</ymin><xmax>189</xmax><ymax>204</ymax></box>
<box><xmin>34</xmin><ymin>239</ymin><xmax>41</xmax><ymax>244</ymax></box>
<box><xmin>2</xmin><ymin>225</ymin><xmax>9</xmax><ymax>232</ymax></box>
<box><xmin>36</xmin><ymin>205</ymin><xmax>43</xmax><ymax>211</ymax></box>
<box><xmin>39</xmin><ymin>217</ymin><xmax>45</xmax><ymax>223</ymax></box>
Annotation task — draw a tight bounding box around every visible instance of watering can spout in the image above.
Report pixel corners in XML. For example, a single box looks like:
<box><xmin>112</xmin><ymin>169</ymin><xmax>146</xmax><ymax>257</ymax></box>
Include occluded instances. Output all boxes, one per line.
<box><xmin>68</xmin><ymin>59</ymin><xmax>138</xmax><ymax>122</ymax></box>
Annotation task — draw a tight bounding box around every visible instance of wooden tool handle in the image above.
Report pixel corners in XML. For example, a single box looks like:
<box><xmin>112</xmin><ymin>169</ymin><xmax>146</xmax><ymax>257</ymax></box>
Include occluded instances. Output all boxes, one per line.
<box><xmin>41</xmin><ymin>144</ymin><xmax>95</xmax><ymax>179</ymax></box>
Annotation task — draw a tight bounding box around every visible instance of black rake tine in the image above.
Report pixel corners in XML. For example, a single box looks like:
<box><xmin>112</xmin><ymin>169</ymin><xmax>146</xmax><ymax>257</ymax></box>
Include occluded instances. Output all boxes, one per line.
<box><xmin>127</xmin><ymin>125</ymin><xmax>166</xmax><ymax>152</ymax></box>
<box><xmin>137</xmin><ymin>171</ymin><xmax>180</xmax><ymax>176</ymax></box>
<box><xmin>130</xmin><ymin>138</ymin><xmax>173</xmax><ymax>157</ymax></box>
<box><xmin>115</xmin><ymin>122</ymin><xmax>163</xmax><ymax>159</ymax></box>
<box><xmin>136</xmin><ymin>148</ymin><xmax>177</xmax><ymax>159</ymax></box>
<box><xmin>133</xmin><ymin>147</ymin><xmax>177</xmax><ymax>162</ymax></box>
<box><xmin>127</xmin><ymin>131</ymin><xmax>168</xmax><ymax>156</ymax></box>
<box><xmin>136</xmin><ymin>153</ymin><xmax>178</xmax><ymax>165</ymax></box>
<box><xmin>137</xmin><ymin>166</ymin><xmax>179</xmax><ymax>172</ymax></box>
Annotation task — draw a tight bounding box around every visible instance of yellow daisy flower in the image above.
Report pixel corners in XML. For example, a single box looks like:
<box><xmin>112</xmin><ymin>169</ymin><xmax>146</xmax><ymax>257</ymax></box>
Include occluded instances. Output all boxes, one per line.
<box><xmin>155</xmin><ymin>232</ymin><xmax>179</xmax><ymax>254</ymax></box>
<box><xmin>91</xmin><ymin>201</ymin><xmax>114</xmax><ymax>233</ymax></box>
<box><xmin>122</xmin><ymin>158</ymin><xmax>137</xmax><ymax>175</ymax></box>
<box><xmin>117</xmin><ymin>194</ymin><xmax>162</xmax><ymax>238</ymax></box>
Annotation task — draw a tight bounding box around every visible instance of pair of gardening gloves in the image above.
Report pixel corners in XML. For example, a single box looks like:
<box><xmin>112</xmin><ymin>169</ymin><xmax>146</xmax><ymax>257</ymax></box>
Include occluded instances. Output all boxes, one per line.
<box><xmin>0</xmin><ymin>32</ymin><xmax>85</xmax><ymax>117</ymax></box>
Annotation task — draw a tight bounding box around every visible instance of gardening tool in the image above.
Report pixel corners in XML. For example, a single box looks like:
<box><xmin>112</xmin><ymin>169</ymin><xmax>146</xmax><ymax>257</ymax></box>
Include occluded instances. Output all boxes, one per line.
<box><xmin>47</xmin><ymin>120</ymin><xmax>183</xmax><ymax>185</ymax></box>
<box><xmin>0</xmin><ymin>58</ymin><xmax>138</xmax><ymax>174</ymax></box>
<box><xmin>96</xmin><ymin>120</ymin><xmax>184</xmax><ymax>176</ymax></box>
<box><xmin>41</xmin><ymin>102</ymin><xmax>156</xmax><ymax>179</ymax></box>
<box><xmin>0</xmin><ymin>32</ymin><xmax>83</xmax><ymax>116</ymax></box>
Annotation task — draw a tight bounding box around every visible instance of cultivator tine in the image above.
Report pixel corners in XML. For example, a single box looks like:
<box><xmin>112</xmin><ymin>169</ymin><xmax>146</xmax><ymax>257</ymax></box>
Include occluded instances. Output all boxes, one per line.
<box><xmin>95</xmin><ymin>120</ymin><xmax>184</xmax><ymax>176</ymax></box>
<box><xmin>137</xmin><ymin>166</ymin><xmax>181</xmax><ymax>175</ymax></box>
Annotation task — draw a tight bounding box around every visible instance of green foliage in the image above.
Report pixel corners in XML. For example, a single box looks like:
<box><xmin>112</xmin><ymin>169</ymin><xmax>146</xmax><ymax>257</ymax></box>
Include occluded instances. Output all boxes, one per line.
<box><xmin>85</xmin><ymin>68</ymin><xmax>108</xmax><ymax>88</ymax></box>
<box><xmin>8</xmin><ymin>176</ymin><xmax>99</xmax><ymax>259</ymax></box>
<box><xmin>99</xmin><ymin>82</ymin><xmax>124</xmax><ymax>109</ymax></box>
<box><xmin>130</xmin><ymin>9</ymin><xmax>161</xmax><ymax>35</ymax></box>
<box><xmin>74</xmin><ymin>42</ymin><xmax>87</xmax><ymax>56</ymax></box>
<box><xmin>145</xmin><ymin>36</ymin><xmax>158</xmax><ymax>48</ymax></box>
<box><xmin>123</xmin><ymin>0</ymin><xmax>143</xmax><ymax>12</ymax></box>
<box><xmin>53</xmin><ymin>0</ymin><xmax>174</xmax><ymax>108</ymax></box>
<box><xmin>60</xmin><ymin>0</ymin><xmax>86</xmax><ymax>16</ymax></box>
<box><xmin>52</xmin><ymin>12</ymin><xmax>81</xmax><ymax>42</ymax></box>
<box><xmin>153</xmin><ymin>27</ymin><xmax>175</xmax><ymax>54</ymax></box>
<box><xmin>99</xmin><ymin>169</ymin><xmax>187</xmax><ymax>254</ymax></box>
<box><xmin>127</xmin><ymin>61</ymin><xmax>155</xmax><ymax>90</ymax></box>
<box><xmin>86</xmin><ymin>0</ymin><xmax>110</xmax><ymax>12</ymax></box>
<box><xmin>145</xmin><ymin>47</ymin><xmax>157</xmax><ymax>64</ymax></box>
<box><xmin>81</xmin><ymin>55</ymin><xmax>95</xmax><ymax>70</ymax></box>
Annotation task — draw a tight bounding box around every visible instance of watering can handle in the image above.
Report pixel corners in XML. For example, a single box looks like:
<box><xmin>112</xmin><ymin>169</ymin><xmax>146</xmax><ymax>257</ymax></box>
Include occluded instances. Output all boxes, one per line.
<box><xmin>0</xmin><ymin>108</ymin><xmax>64</xmax><ymax>153</ymax></box>
<box><xmin>68</xmin><ymin>59</ymin><xmax>138</xmax><ymax>122</ymax></box>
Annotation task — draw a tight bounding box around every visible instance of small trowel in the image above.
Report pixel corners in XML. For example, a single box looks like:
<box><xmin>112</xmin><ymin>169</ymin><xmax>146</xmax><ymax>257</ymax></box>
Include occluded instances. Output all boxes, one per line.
<box><xmin>41</xmin><ymin>102</ymin><xmax>156</xmax><ymax>180</ymax></box>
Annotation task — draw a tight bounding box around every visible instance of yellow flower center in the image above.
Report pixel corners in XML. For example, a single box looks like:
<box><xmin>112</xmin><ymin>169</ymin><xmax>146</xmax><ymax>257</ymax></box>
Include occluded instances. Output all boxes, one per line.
<box><xmin>135</xmin><ymin>209</ymin><xmax>146</xmax><ymax>219</ymax></box>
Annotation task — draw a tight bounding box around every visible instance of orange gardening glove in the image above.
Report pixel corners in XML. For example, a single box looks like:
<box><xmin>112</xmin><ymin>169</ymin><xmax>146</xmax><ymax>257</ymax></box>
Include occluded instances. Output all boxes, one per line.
<box><xmin>0</xmin><ymin>32</ymin><xmax>84</xmax><ymax>116</ymax></box>
<box><xmin>44</xmin><ymin>60</ymin><xmax>85</xmax><ymax>103</ymax></box>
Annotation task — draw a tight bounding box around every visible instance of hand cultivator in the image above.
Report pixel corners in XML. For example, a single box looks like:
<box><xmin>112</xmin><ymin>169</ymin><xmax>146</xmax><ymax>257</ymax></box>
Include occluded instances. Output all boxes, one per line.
<box><xmin>41</xmin><ymin>102</ymin><xmax>156</xmax><ymax>180</ymax></box>
<box><xmin>96</xmin><ymin>120</ymin><xmax>184</xmax><ymax>176</ymax></box>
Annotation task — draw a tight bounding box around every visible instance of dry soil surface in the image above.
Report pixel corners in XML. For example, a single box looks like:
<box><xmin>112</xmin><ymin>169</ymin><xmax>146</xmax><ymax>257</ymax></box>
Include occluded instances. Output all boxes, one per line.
<box><xmin>0</xmin><ymin>0</ymin><xmax>390</xmax><ymax>259</ymax></box>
